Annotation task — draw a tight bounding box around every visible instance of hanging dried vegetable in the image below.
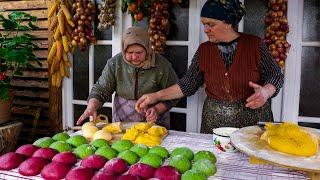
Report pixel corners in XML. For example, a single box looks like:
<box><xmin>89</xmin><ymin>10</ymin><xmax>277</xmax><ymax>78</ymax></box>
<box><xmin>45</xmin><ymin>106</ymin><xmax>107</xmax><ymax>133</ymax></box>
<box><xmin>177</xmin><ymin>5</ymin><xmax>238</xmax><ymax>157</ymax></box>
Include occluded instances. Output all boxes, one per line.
<box><xmin>121</xmin><ymin>0</ymin><xmax>151</xmax><ymax>23</ymax></box>
<box><xmin>148</xmin><ymin>0</ymin><xmax>169</xmax><ymax>53</ymax></box>
<box><xmin>264</xmin><ymin>0</ymin><xmax>290</xmax><ymax>69</ymax></box>
<box><xmin>97</xmin><ymin>0</ymin><xmax>116</xmax><ymax>31</ymax></box>
<box><xmin>47</xmin><ymin>0</ymin><xmax>74</xmax><ymax>88</ymax></box>
<box><xmin>71</xmin><ymin>0</ymin><xmax>96</xmax><ymax>51</ymax></box>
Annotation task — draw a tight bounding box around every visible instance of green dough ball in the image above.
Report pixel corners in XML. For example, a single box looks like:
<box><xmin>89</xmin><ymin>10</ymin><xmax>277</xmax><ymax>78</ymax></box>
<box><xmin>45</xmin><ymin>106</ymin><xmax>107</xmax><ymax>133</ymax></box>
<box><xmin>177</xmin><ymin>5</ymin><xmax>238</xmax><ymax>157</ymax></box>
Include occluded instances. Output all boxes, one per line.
<box><xmin>149</xmin><ymin>146</ymin><xmax>169</xmax><ymax>159</ymax></box>
<box><xmin>130</xmin><ymin>144</ymin><xmax>149</xmax><ymax>158</ymax></box>
<box><xmin>74</xmin><ymin>144</ymin><xmax>96</xmax><ymax>159</ymax></box>
<box><xmin>52</xmin><ymin>132</ymin><xmax>70</xmax><ymax>141</ymax></box>
<box><xmin>193</xmin><ymin>150</ymin><xmax>216</xmax><ymax>164</ymax></box>
<box><xmin>95</xmin><ymin>146</ymin><xmax>117</xmax><ymax>160</ymax></box>
<box><xmin>111</xmin><ymin>140</ymin><xmax>134</xmax><ymax>153</ymax></box>
<box><xmin>33</xmin><ymin>137</ymin><xmax>55</xmax><ymax>148</ymax></box>
<box><xmin>49</xmin><ymin>141</ymin><xmax>73</xmax><ymax>153</ymax></box>
<box><xmin>171</xmin><ymin>147</ymin><xmax>194</xmax><ymax>160</ymax></box>
<box><xmin>140</xmin><ymin>153</ymin><xmax>163</xmax><ymax>168</ymax></box>
<box><xmin>91</xmin><ymin>139</ymin><xmax>109</xmax><ymax>148</ymax></box>
<box><xmin>117</xmin><ymin>150</ymin><xmax>138</xmax><ymax>165</ymax></box>
<box><xmin>182</xmin><ymin>169</ymin><xmax>206</xmax><ymax>180</ymax></box>
<box><xmin>66</xmin><ymin>135</ymin><xmax>87</xmax><ymax>147</ymax></box>
<box><xmin>192</xmin><ymin>159</ymin><xmax>217</xmax><ymax>177</ymax></box>
<box><xmin>169</xmin><ymin>155</ymin><xmax>191</xmax><ymax>174</ymax></box>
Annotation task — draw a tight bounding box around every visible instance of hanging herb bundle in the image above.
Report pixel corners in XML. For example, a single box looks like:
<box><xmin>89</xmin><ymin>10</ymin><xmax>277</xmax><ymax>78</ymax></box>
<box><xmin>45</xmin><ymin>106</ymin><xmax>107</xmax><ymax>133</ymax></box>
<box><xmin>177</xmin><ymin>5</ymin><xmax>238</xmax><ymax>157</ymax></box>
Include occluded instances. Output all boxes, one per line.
<box><xmin>97</xmin><ymin>0</ymin><xmax>116</xmax><ymax>31</ymax></box>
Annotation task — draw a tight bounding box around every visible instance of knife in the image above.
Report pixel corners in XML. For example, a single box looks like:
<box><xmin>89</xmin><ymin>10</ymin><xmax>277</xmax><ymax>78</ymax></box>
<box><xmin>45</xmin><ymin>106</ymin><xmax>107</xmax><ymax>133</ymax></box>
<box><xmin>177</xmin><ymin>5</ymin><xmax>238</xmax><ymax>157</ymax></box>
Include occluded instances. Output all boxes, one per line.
<box><xmin>257</xmin><ymin>121</ymin><xmax>283</xmax><ymax>130</ymax></box>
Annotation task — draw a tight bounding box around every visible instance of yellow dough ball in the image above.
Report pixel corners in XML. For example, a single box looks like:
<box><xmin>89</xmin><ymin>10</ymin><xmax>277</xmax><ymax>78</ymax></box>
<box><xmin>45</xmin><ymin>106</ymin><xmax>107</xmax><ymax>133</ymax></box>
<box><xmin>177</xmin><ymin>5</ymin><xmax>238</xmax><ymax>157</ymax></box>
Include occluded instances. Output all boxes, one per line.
<box><xmin>93</xmin><ymin>130</ymin><xmax>112</xmax><ymax>141</ymax></box>
<box><xmin>82</xmin><ymin>125</ymin><xmax>99</xmax><ymax>140</ymax></box>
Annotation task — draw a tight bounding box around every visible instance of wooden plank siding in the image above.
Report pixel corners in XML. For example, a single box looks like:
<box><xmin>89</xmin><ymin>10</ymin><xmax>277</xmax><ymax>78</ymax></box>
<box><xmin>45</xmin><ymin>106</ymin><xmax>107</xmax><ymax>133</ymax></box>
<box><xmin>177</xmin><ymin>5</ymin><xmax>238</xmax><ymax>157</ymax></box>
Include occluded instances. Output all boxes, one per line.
<box><xmin>0</xmin><ymin>0</ymin><xmax>60</xmax><ymax>145</ymax></box>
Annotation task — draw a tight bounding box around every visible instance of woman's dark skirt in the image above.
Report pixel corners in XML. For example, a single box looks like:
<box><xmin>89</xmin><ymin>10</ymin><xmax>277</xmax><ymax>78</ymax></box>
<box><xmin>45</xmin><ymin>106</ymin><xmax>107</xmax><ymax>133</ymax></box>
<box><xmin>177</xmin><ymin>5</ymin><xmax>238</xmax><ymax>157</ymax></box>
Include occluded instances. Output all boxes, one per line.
<box><xmin>201</xmin><ymin>96</ymin><xmax>273</xmax><ymax>134</ymax></box>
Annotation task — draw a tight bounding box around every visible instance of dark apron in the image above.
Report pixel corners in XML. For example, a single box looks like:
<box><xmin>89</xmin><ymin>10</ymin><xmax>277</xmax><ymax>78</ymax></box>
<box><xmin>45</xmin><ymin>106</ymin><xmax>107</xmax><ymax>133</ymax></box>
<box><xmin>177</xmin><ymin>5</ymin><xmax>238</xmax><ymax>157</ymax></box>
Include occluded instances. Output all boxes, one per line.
<box><xmin>201</xmin><ymin>96</ymin><xmax>273</xmax><ymax>134</ymax></box>
<box><xmin>112</xmin><ymin>95</ymin><xmax>170</xmax><ymax>129</ymax></box>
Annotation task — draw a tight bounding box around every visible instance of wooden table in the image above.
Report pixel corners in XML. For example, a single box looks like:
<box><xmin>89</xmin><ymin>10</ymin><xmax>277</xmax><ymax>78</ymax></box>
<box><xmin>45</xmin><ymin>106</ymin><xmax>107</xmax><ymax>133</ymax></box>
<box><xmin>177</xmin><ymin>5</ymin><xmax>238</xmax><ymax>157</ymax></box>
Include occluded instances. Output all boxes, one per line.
<box><xmin>0</xmin><ymin>130</ymin><xmax>309</xmax><ymax>180</ymax></box>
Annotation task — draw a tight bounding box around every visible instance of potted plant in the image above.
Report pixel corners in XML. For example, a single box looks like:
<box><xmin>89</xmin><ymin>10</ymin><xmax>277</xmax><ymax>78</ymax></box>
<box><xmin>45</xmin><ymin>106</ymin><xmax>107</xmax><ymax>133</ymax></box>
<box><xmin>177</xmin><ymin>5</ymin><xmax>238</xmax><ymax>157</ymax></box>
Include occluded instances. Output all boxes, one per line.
<box><xmin>0</xmin><ymin>11</ymin><xmax>40</xmax><ymax>124</ymax></box>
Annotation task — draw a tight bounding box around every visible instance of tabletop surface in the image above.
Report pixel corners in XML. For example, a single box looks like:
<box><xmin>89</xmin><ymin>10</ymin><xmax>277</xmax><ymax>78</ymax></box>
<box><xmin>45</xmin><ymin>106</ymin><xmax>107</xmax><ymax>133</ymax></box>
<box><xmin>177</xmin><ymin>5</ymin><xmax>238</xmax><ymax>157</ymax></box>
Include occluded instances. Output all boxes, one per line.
<box><xmin>0</xmin><ymin>130</ymin><xmax>309</xmax><ymax>180</ymax></box>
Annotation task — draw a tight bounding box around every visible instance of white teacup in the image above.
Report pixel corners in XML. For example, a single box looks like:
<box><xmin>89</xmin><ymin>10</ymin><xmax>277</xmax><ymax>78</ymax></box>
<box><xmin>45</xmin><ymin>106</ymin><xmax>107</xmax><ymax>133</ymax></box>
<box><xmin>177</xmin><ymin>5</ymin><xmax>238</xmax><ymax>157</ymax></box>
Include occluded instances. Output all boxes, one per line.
<box><xmin>212</xmin><ymin>127</ymin><xmax>239</xmax><ymax>152</ymax></box>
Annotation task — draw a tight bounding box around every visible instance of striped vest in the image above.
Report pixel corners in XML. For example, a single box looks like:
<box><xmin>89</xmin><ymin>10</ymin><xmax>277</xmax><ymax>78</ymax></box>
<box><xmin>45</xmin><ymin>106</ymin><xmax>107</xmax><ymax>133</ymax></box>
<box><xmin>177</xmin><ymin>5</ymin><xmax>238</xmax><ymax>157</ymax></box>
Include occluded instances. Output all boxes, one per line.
<box><xmin>199</xmin><ymin>34</ymin><xmax>261</xmax><ymax>101</ymax></box>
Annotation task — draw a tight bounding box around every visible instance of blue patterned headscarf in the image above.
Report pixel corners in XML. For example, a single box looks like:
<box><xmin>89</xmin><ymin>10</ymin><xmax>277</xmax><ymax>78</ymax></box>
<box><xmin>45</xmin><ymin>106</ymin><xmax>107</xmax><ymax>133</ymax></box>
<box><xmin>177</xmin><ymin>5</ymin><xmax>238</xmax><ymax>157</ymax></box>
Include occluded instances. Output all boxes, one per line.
<box><xmin>201</xmin><ymin>0</ymin><xmax>246</xmax><ymax>26</ymax></box>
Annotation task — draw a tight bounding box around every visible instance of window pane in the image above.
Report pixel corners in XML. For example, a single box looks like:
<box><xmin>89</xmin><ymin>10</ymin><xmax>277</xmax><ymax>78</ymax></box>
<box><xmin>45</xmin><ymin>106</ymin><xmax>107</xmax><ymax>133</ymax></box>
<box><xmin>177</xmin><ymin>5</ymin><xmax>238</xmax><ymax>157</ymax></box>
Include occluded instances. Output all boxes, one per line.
<box><xmin>170</xmin><ymin>112</ymin><xmax>186</xmax><ymax>131</ymax></box>
<box><xmin>94</xmin><ymin>3</ymin><xmax>112</xmax><ymax>40</ymax></box>
<box><xmin>73</xmin><ymin>48</ymin><xmax>89</xmax><ymax>100</ymax></box>
<box><xmin>163</xmin><ymin>46</ymin><xmax>188</xmax><ymax>108</ymax></box>
<box><xmin>243</xmin><ymin>0</ymin><xmax>268</xmax><ymax>38</ymax></box>
<box><xmin>299</xmin><ymin>47</ymin><xmax>320</xmax><ymax>117</ymax></box>
<box><xmin>163</xmin><ymin>46</ymin><xmax>188</xmax><ymax>79</ymax></box>
<box><xmin>93</xmin><ymin>45</ymin><xmax>113</xmax><ymax>102</ymax></box>
<box><xmin>94</xmin><ymin>45</ymin><xmax>112</xmax><ymax>82</ymax></box>
<box><xmin>303</xmin><ymin>0</ymin><xmax>320</xmax><ymax>41</ymax></box>
<box><xmin>167</xmin><ymin>2</ymin><xmax>189</xmax><ymax>41</ymax></box>
<box><xmin>74</xmin><ymin>105</ymin><xmax>87</xmax><ymax>124</ymax></box>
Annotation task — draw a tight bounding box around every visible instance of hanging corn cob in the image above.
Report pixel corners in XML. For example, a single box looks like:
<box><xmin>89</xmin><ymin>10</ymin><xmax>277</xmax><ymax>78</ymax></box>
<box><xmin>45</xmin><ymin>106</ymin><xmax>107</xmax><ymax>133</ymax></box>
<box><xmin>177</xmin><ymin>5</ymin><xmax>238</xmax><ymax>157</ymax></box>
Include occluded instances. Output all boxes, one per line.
<box><xmin>47</xmin><ymin>0</ymin><xmax>74</xmax><ymax>88</ymax></box>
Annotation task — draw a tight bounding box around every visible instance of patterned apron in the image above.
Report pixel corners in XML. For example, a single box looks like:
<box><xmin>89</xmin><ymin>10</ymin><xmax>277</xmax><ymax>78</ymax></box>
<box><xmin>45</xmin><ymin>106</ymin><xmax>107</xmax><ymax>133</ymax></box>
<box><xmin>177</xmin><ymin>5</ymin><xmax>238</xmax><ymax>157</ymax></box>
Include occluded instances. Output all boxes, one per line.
<box><xmin>112</xmin><ymin>95</ymin><xmax>170</xmax><ymax>129</ymax></box>
<box><xmin>201</xmin><ymin>96</ymin><xmax>273</xmax><ymax>134</ymax></box>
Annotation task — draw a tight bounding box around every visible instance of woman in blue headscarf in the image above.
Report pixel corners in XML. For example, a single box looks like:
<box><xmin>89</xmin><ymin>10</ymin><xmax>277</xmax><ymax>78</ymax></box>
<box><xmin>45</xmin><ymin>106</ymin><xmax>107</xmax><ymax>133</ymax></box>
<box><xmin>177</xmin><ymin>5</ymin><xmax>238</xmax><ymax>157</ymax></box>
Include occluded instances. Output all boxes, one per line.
<box><xmin>136</xmin><ymin>0</ymin><xmax>284</xmax><ymax>133</ymax></box>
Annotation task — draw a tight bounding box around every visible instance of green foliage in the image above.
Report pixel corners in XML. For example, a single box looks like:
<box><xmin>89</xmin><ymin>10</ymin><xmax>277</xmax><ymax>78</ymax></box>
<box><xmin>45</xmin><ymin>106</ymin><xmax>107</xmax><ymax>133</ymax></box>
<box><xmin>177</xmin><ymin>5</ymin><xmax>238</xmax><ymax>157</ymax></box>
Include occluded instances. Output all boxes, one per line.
<box><xmin>0</xmin><ymin>11</ymin><xmax>40</xmax><ymax>101</ymax></box>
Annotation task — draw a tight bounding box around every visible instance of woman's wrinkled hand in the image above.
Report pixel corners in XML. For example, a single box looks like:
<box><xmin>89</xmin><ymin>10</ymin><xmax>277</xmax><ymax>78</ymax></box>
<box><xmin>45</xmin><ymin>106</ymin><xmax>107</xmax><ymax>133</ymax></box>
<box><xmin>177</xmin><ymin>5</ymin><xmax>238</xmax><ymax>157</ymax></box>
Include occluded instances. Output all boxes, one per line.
<box><xmin>76</xmin><ymin>107</ymin><xmax>97</xmax><ymax>125</ymax></box>
<box><xmin>246</xmin><ymin>82</ymin><xmax>270</xmax><ymax>109</ymax></box>
<box><xmin>135</xmin><ymin>93</ymin><xmax>158</xmax><ymax>113</ymax></box>
<box><xmin>145</xmin><ymin>106</ymin><xmax>159</xmax><ymax>124</ymax></box>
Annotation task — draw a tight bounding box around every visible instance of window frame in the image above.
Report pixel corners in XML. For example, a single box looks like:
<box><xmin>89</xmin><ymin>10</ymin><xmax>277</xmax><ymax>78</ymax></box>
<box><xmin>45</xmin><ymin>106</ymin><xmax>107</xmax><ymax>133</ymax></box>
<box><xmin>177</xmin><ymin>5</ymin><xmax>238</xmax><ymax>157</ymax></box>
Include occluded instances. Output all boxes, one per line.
<box><xmin>282</xmin><ymin>0</ymin><xmax>320</xmax><ymax>123</ymax></box>
<box><xmin>63</xmin><ymin>0</ymin><xmax>203</xmax><ymax>132</ymax></box>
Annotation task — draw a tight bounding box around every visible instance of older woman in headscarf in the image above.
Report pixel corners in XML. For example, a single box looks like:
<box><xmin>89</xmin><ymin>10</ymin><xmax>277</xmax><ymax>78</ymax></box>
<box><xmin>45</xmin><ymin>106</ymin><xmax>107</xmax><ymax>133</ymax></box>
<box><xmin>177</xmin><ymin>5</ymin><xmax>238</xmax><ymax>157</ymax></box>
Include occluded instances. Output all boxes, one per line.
<box><xmin>136</xmin><ymin>0</ymin><xmax>284</xmax><ymax>133</ymax></box>
<box><xmin>77</xmin><ymin>26</ymin><xmax>178</xmax><ymax>129</ymax></box>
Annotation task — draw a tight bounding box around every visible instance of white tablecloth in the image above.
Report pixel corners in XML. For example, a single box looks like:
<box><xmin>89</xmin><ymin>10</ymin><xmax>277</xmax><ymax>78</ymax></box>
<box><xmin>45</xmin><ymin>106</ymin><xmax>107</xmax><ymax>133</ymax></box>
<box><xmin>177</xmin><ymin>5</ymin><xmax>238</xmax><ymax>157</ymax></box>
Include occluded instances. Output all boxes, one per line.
<box><xmin>0</xmin><ymin>130</ymin><xmax>309</xmax><ymax>180</ymax></box>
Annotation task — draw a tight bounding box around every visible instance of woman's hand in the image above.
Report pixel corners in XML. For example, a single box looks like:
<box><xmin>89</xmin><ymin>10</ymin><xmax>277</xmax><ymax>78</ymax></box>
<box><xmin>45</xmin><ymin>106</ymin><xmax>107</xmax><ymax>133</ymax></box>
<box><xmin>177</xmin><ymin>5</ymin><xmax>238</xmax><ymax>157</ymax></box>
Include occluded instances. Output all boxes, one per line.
<box><xmin>246</xmin><ymin>82</ymin><xmax>274</xmax><ymax>109</ymax></box>
<box><xmin>76</xmin><ymin>107</ymin><xmax>97</xmax><ymax>125</ymax></box>
<box><xmin>76</xmin><ymin>98</ymin><xmax>100</xmax><ymax>125</ymax></box>
<box><xmin>135</xmin><ymin>93</ymin><xmax>159</xmax><ymax>113</ymax></box>
<box><xmin>145</xmin><ymin>106</ymin><xmax>159</xmax><ymax>124</ymax></box>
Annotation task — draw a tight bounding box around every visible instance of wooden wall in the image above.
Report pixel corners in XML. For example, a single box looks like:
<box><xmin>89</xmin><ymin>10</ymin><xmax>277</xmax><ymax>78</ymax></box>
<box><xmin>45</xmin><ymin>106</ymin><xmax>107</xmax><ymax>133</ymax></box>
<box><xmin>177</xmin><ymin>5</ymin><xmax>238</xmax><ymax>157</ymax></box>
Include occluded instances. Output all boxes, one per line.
<box><xmin>0</xmin><ymin>0</ymin><xmax>57</xmax><ymax>144</ymax></box>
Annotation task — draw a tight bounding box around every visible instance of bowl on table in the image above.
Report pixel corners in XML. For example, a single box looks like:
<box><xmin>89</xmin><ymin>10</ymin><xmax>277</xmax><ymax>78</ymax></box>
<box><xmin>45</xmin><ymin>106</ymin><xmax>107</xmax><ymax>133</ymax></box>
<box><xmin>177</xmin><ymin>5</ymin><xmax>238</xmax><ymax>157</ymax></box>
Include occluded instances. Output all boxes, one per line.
<box><xmin>212</xmin><ymin>127</ymin><xmax>239</xmax><ymax>152</ymax></box>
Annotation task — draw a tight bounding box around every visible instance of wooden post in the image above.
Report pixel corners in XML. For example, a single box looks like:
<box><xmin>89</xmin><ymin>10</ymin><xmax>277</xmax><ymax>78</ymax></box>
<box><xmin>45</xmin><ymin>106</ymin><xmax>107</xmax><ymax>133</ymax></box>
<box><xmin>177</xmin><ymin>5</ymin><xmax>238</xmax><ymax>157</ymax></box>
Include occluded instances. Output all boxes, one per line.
<box><xmin>48</xmin><ymin>0</ymin><xmax>62</xmax><ymax>133</ymax></box>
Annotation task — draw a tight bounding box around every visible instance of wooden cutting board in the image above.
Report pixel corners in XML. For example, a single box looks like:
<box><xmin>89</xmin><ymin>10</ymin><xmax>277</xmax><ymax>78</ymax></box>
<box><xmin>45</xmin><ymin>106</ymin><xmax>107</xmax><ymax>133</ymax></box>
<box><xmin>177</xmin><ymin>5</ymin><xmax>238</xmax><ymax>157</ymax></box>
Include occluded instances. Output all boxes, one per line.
<box><xmin>230</xmin><ymin>126</ymin><xmax>320</xmax><ymax>173</ymax></box>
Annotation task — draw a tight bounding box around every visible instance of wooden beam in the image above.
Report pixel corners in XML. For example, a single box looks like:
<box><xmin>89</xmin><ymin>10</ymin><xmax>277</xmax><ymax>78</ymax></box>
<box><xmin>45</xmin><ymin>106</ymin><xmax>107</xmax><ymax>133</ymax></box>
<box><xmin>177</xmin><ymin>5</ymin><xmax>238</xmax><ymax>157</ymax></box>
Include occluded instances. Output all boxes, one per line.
<box><xmin>14</xmin><ymin>70</ymin><xmax>48</xmax><ymax>78</ymax></box>
<box><xmin>0</xmin><ymin>9</ymin><xmax>48</xmax><ymax>19</ymax></box>
<box><xmin>34</xmin><ymin>49</ymin><xmax>48</xmax><ymax>59</ymax></box>
<box><xmin>11</xmin><ymin>79</ymin><xmax>49</xmax><ymax>88</ymax></box>
<box><xmin>32</xmin><ymin>39</ymin><xmax>49</xmax><ymax>49</ymax></box>
<box><xmin>0</xmin><ymin>0</ymin><xmax>48</xmax><ymax>10</ymax></box>
<box><xmin>13</xmin><ymin>99</ymin><xmax>49</xmax><ymax>107</ymax></box>
<box><xmin>1</xmin><ymin>30</ymin><xmax>49</xmax><ymax>39</ymax></box>
<box><xmin>0</xmin><ymin>20</ymin><xmax>48</xmax><ymax>30</ymax></box>
<box><xmin>30</xmin><ymin>60</ymin><xmax>48</xmax><ymax>69</ymax></box>
<box><xmin>14</xmin><ymin>89</ymin><xmax>49</xmax><ymax>98</ymax></box>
